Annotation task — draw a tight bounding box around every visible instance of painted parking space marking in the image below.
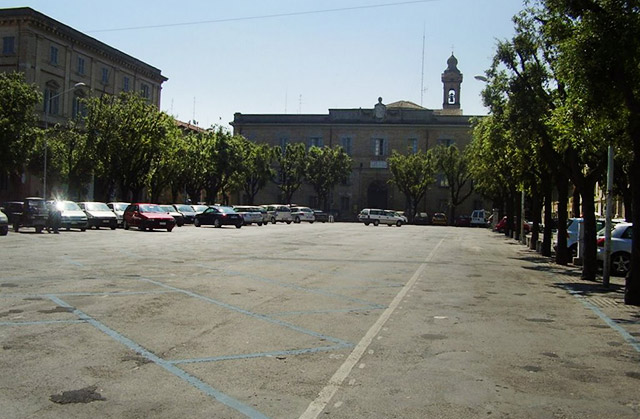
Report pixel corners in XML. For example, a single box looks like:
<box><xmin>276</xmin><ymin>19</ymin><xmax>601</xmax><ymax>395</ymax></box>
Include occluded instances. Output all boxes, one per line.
<box><xmin>299</xmin><ymin>238</ymin><xmax>445</xmax><ymax>419</ymax></box>
<box><xmin>0</xmin><ymin>319</ymin><xmax>86</xmax><ymax>326</ymax></box>
<box><xmin>46</xmin><ymin>294</ymin><xmax>270</xmax><ymax>419</ymax></box>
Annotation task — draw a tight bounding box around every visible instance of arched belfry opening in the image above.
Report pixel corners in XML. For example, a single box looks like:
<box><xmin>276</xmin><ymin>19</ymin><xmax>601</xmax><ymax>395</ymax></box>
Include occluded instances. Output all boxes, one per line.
<box><xmin>441</xmin><ymin>54</ymin><xmax>463</xmax><ymax>113</ymax></box>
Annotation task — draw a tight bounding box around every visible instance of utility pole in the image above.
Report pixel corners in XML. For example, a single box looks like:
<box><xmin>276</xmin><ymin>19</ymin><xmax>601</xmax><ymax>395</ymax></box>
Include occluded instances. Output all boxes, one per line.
<box><xmin>603</xmin><ymin>145</ymin><xmax>614</xmax><ymax>287</ymax></box>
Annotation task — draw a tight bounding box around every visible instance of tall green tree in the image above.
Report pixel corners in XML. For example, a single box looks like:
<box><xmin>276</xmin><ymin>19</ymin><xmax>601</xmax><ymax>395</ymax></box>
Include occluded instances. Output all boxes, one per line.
<box><xmin>230</xmin><ymin>138</ymin><xmax>276</xmax><ymax>205</ymax></box>
<box><xmin>146</xmin><ymin>121</ymin><xmax>183</xmax><ymax>203</ymax></box>
<box><xmin>387</xmin><ymin>150</ymin><xmax>436</xmax><ymax>221</ymax></box>
<box><xmin>305</xmin><ymin>146</ymin><xmax>353</xmax><ymax>211</ymax></box>
<box><xmin>85</xmin><ymin>92</ymin><xmax>173</xmax><ymax>202</ymax></box>
<box><xmin>432</xmin><ymin>144</ymin><xmax>473</xmax><ymax>223</ymax></box>
<box><xmin>274</xmin><ymin>142</ymin><xmax>307</xmax><ymax>204</ymax></box>
<box><xmin>203</xmin><ymin>129</ymin><xmax>244</xmax><ymax>205</ymax></box>
<box><xmin>0</xmin><ymin>72</ymin><xmax>41</xmax><ymax>178</ymax></box>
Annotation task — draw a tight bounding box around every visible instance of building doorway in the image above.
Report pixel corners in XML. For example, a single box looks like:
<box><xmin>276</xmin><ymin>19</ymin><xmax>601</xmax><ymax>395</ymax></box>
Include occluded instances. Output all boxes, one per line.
<box><xmin>367</xmin><ymin>180</ymin><xmax>388</xmax><ymax>209</ymax></box>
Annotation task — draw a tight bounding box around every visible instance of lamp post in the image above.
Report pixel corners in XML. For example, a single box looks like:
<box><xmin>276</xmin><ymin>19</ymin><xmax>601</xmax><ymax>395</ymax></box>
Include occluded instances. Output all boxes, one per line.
<box><xmin>43</xmin><ymin>82</ymin><xmax>86</xmax><ymax>199</ymax></box>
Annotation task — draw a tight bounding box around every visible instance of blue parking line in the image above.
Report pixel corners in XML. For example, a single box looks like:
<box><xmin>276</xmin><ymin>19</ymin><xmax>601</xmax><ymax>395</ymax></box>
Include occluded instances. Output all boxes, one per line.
<box><xmin>62</xmin><ymin>256</ymin><xmax>85</xmax><ymax>267</ymax></box>
<box><xmin>567</xmin><ymin>290</ymin><xmax>640</xmax><ymax>353</ymax></box>
<box><xmin>0</xmin><ymin>290</ymin><xmax>174</xmax><ymax>299</ymax></box>
<box><xmin>0</xmin><ymin>319</ymin><xmax>86</xmax><ymax>326</ymax></box>
<box><xmin>169</xmin><ymin>343</ymin><xmax>352</xmax><ymax>365</ymax></box>
<box><xmin>47</xmin><ymin>295</ymin><xmax>270</xmax><ymax>419</ymax></box>
<box><xmin>138</xmin><ymin>277</ymin><xmax>351</xmax><ymax>347</ymax></box>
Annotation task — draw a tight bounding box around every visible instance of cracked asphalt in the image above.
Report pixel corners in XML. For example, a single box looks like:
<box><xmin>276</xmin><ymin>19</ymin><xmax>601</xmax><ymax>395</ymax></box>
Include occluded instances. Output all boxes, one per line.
<box><xmin>0</xmin><ymin>223</ymin><xmax>638</xmax><ymax>418</ymax></box>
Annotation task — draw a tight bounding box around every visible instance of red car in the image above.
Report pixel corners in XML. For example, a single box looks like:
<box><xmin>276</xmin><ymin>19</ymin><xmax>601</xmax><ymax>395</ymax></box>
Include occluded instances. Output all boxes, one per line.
<box><xmin>495</xmin><ymin>216</ymin><xmax>531</xmax><ymax>234</ymax></box>
<box><xmin>123</xmin><ymin>203</ymin><xmax>176</xmax><ymax>232</ymax></box>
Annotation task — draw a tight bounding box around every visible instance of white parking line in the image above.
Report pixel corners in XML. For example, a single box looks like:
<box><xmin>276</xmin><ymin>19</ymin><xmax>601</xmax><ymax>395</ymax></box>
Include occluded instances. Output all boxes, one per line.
<box><xmin>299</xmin><ymin>238</ymin><xmax>445</xmax><ymax>419</ymax></box>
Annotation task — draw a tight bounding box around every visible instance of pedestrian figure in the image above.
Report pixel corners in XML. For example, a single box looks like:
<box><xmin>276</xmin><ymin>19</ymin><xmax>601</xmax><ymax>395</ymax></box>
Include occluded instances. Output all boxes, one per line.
<box><xmin>46</xmin><ymin>205</ymin><xmax>61</xmax><ymax>234</ymax></box>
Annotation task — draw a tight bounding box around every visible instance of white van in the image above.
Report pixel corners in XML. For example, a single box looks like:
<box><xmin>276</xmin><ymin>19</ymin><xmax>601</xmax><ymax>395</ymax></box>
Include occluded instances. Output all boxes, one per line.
<box><xmin>470</xmin><ymin>209</ymin><xmax>489</xmax><ymax>227</ymax></box>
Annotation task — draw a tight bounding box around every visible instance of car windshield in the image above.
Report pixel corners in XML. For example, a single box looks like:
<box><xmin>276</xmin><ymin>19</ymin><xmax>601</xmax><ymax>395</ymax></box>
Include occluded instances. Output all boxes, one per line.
<box><xmin>192</xmin><ymin>205</ymin><xmax>209</xmax><ymax>212</ymax></box>
<box><xmin>139</xmin><ymin>204</ymin><xmax>163</xmax><ymax>213</ymax></box>
<box><xmin>85</xmin><ymin>202</ymin><xmax>110</xmax><ymax>211</ymax></box>
<box><xmin>159</xmin><ymin>205</ymin><xmax>174</xmax><ymax>212</ymax></box>
<box><xmin>57</xmin><ymin>201</ymin><xmax>81</xmax><ymax>211</ymax></box>
<box><xmin>175</xmin><ymin>205</ymin><xmax>194</xmax><ymax>212</ymax></box>
<box><xmin>27</xmin><ymin>200</ymin><xmax>46</xmax><ymax>210</ymax></box>
<box><xmin>216</xmin><ymin>206</ymin><xmax>237</xmax><ymax>214</ymax></box>
<box><xmin>111</xmin><ymin>203</ymin><xmax>128</xmax><ymax>211</ymax></box>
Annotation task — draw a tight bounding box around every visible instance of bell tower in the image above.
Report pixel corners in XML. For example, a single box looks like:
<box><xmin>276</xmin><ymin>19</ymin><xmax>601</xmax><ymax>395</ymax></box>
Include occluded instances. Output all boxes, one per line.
<box><xmin>441</xmin><ymin>53</ymin><xmax>463</xmax><ymax>114</ymax></box>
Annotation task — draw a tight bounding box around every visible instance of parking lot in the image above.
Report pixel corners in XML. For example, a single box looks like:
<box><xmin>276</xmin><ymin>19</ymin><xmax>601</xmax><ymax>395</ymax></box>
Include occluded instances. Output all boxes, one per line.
<box><xmin>1</xmin><ymin>223</ymin><xmax>639</xmax><ymax>418</ymax></box>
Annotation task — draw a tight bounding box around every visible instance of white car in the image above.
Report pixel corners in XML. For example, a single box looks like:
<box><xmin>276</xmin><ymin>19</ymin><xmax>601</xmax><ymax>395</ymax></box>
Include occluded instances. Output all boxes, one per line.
<box><xmin>107</xmin><ymin>202</ymin><xmax>130</xmax><ymax>227</ymax></box>
<box><xmin>263</xmin><ymin>204</ymin><xmax>292</xmax><ymax>224</ymax></box>
<box><xmin>51</xmin><ymin>200</ymin><xmax>88</xmax><ymax>231</ymax></box>
<box><xmin>173</xmin><ymin>204</ymin><xmax>197</xmax><ymax>224</ymax></box>
<box><xmin>358</xmin><ymin>208</ymin><xmax>405</xmax><ymax>227</ymax></box>
<box><xmin>0</xmin><ymin>209</ymin><xmax>8</xmax><ymax>235</ymax></box>
<box><xmin>78</xmin><ymin>202</ymin><xmax>118</xmax><ymax>230</ymax></box>
<box><xmin>290</xmin><ymin>206</ymin><xmax>315</xmax><ymax>223</ymax></box>
<box><xmin>233</xmin><ymin>206</ymin><xmax>264</xmax><ymax>226</ymax></box>
<box><xmin>597</xmin><ymin>222</ymin><xmax>632</xmax><ymax>276</ymax></box>
<box><xmin>159</xmin><ymin>205</ymin><xmax>185</xmax><ymax>227</ymax></box>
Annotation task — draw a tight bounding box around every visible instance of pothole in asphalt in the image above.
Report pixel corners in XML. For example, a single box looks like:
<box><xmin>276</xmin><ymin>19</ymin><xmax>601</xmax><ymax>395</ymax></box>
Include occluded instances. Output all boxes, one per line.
<box><xmin>39</xmin><ymin>306</ymin><xmax>74</xmax><ymax>314</ymax></box>
<box><xmin>50</xmin><ymin>386</ymin><xmax>106</xmax><ymax>404</ymax></box>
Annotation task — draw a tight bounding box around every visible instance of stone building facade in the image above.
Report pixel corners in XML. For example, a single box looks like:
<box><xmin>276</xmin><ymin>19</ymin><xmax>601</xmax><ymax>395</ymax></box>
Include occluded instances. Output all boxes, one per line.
<box><xmin>0</xmin><ymin>7</ymin><xmax>167</xmax><ymax>200</ymax></box>
<box><xmin>231</xmin><ymin>55</ymin><xmax>486</xmax><ymax>221</ymax></box>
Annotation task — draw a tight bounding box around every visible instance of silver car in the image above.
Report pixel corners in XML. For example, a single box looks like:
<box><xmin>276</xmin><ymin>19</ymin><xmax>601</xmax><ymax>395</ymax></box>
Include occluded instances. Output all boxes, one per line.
<box><xmin>597</xmin><ymin>222</ymin><xmax>632</xmax><ymax>276</ymax></box>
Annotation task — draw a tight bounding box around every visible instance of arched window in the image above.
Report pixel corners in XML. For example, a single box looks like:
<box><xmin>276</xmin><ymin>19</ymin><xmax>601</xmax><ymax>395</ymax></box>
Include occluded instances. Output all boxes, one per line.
<box><xmin>448</xmin><ymin>89</ymin><xmax>456</xmax><ymax>105</ymax></box>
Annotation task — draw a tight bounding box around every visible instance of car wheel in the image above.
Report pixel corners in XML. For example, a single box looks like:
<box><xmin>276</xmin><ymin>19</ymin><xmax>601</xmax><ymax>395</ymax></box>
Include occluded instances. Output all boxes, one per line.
<box><xmin>110</xmin><ymin>225</ymin><xmax>116</xmax><ymax>230</ymax></box>
<box><xmin>124</xmin><ymin>221</ymin><xmax>130</xmax><ymax>230</ymax></box>
<box><xmin>66</xmin><ymin>227</ymin><xmax>71</xmax><ymax>231</ymax></box>
<box><xmin>286</xmin><ymin>220</ymin><xmax>292</xmax><ymax>224</ymax></box>
<box><xmin>611</xmin><ymin>252</ymin><xmax>631</xmax><ymax>276</ymax></box>
<box><xmin>271</xmin><ymin>217</ymin><xmax>276</xmax><ymax>224</ymax></box>
<box><xmin>194</xmin><ymin>218</ymin><xmax>201</xmax><ymax>227</ymax></box>
<box><xmin>0</xmin><ymin>226</ymin><xmax>7</xmax><ymax>236</ymax></box>
<box><xmin>569</xmin><ymin>243</ymin><xmax>577</xmax><ymax>258</ymax></box>
<box><xmin>80</xmin><ymin>228</ymin><xmax>86</xmax><ymax>232</ymax></box>
<box><xmin>13</xmin><ymin>223</ymin><xmax>19</xmax><ymax>232</ymax></box>
<box><xmin>138</xmin><ymin>225</ymin><xmax>145</xmax><ymax>231</ymax></box>
<box><xmin>258</xmin><ymin>222</ymin><xmax>262</xmax><ymax>226</ymax></box>
<box><xmin>295</xmin><ymin>216</ymin><xmax>300</xmax><ymax>223</ymax></box>
<box><xmin>35</xmin><ymin>226</ymin><xmax>44</xmax><ymax>233</ymax></box>
<box><xmin>396</xmin><ymin>220</ymin><xmax>402</xmax><ymax>227</ymax></box>
<box><xmin>373</xmin><ymin>220</ymin><xmax>379</xmax><ymax>226</ymax></box>
<box><xmin>310</xmin><ymin>221</ymin><xmax>314</xmax><ymax>224</ymax></box>
<box><xmin>214</xmin><ymin>219</ymin><xmax>221</xmax><ymax>228</ymax></box>
<box><xmin>167</xmin><ymin>227</ymin><xmax>173</xmax><ymax>232</ymax></box>
<box><xmin>235</xmin><ymin>223</ymin><xmax>242</xmax><ymax>229</ymax></box>
<box><xmin>364</xmin><ymin>222</ymin><xmax>369</xmax><ymax>226</ymax></box>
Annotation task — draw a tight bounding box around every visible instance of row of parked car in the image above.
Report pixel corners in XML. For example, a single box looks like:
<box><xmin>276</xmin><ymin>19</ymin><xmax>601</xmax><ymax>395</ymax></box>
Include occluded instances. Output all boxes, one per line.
<box><xmin>0</xmin><ymin>197</ymin><xmax>332</xmax><ymax>234</ymax></box>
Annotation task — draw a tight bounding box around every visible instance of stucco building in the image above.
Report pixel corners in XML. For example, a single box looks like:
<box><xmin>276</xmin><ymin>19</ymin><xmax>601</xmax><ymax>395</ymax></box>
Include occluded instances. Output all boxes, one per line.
<box><xmin>0</xmin><ymin>7</ymin><xmax>167</xmax><ymax>200</ymax></box>
<box><xmin>231</xmin><ymin>55</ymin><xmax>485</xmax><ymax>221</ymax></box>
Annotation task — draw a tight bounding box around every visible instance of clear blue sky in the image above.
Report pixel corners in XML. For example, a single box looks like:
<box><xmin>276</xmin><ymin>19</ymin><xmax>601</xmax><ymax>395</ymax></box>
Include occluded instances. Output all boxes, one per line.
<box><xmin>4</xmin><ymin>0</ymin><xmax>524</xmax><ymax>129</ymax></box>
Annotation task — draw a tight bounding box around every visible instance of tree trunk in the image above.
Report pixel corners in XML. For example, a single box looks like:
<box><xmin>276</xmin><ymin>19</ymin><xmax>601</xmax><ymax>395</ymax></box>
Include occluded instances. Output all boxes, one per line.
<box><xmin>515</xmin><ymin>192</ymin><xmax>522</xmax><ymax>242</ymax></box>
<box><xmin>580</xmin><ymin>182</ymin><xmax>598</xmax><ymax>281</ymax></box>
<box><xmin>572</xmin><ymin>186</ymin><xmax>581</xmax><ymax>217</ymax></box>
<box><xmin>541</xmin><ymin>180</ymin><xmax>553</xmax><ymax>257</ymax></box>
<box><xmin>530</xmin><ymin>187</ymin><xmax>542</xmax><ymax>251</ymax></box>
<box><xmin>555</xmin><ymin>175</ymin><xmax>569</xmax><ymax>265</ymax></box>
<box><xmin>505</xmin><ymin>189</ymin><xmax>515</xmax><ymax>237</ymax></box>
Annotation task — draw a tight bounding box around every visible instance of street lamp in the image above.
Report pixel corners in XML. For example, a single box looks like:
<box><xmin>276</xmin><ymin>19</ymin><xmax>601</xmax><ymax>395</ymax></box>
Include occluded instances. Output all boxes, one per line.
<box><xmin>43</xmin><ymin>82</ymin><xmax>86</xmax><ymax>199</ymax></box>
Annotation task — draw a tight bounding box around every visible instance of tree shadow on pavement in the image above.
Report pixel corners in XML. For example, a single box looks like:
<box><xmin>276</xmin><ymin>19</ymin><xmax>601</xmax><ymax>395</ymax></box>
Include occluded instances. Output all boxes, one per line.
<box><xmin>551</xmin><ymin>281</ymin><xmax>625</xmax><ymax>298</ymax></box>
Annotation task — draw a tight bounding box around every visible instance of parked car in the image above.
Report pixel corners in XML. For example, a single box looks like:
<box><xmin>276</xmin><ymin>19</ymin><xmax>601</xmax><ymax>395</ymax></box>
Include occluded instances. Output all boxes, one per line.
<box><xmin>290</xmin><ymin>206</ymin><xmax>315</xmax><ymax>223</ymax></box>
<box><xmin>50</xmin><ymin>201</ymin><xmax>88</xmax><ymax>231</ymax></box>
<box><xmin>454</xmin><ymin>215</ymin><xmax>471</xmax><ymax>227</ymax></box>
<box><xmin>358</xmin><ymin>208</ymin><xmax>404</xmax><ymax>226</ymax></box>
<box><xmin>557</xmin><ymin>217</ymin><xmax>606</xmax><ymax>257</ymax></box>
<box><xmin>312</xmin><ymin>209</ymin><xmax>329</xmax><ymax>223</ymax></box>
<box><xmin>192</xmin><ymin>204</ymin><xmax>209</xmax><ymax>215</ymax></box>
<box><xmin>413</xmin><ymin>212</ymin><xmax>431</xmax><ymax>225</ymax></box>
<box><xmin>0</xmin><ymin>207</ymin><xmax>8</xmax><ymax>236</ymax></box>
<box><xmin>263</xmin><ymin>204</ymin><xmax>292</xmax><ymax>224</ymax></box>
<box><xmin>431</xmin><ymin>213</ymin><xmax>448</xmax><ymax>226</ymax></box>
<box><xmin>123</xmin><ymin>203</ymin><xmax>176</xmax><ymax>232</ymax></box>
<box><xmin>78</xmin><ymin>202</ymin><xmax>118</xmax><ymax>230</ymax></box>
<box><xmin>107</xmin><ymin>202</ymin><xmax>130</xmax><ymax>227</ymax></box>
<box><xmin>470</xmin><ymin>209</ymin><xmax>489</xmax><ymax>227</ymax></box>
<box><xmin>495</xmin><ymin>216</ymin><xmax>534</xmax><ymax>235</ymax></box>
<box><xmin>173</xmin><ymin>204</ymin><xmax>197</xmax><ymax>224</ymax></box>
<box><xmin>233</xmin><ymin>206</ymin><xmax>264</xmax><ymax>226</ymax></box>
<box><xmin>159</xmin><ymin>205</ymin><xmax>185</xmax><ymax>227</ymax></box>
<box><xmin>597</xmin><ymin>222</ymin><xmax>632</xmax><ymax>276</ymax></box>
<box><xmin>3</xmin><ymin>198</ymin><xmax>48</xmax><ymax>233</ymax></box>
<box><xmin>194</xmin><ymin>205</ymin><xmax>243</xmax><ymax>228</ymax></box>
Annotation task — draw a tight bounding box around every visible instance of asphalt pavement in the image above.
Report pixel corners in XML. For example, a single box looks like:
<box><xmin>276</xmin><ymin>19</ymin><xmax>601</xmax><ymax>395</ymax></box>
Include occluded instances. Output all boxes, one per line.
<box><xmin>0</xmin><ymin>223</ymin><xmax>638</xmax><ymax>418</ymax></box>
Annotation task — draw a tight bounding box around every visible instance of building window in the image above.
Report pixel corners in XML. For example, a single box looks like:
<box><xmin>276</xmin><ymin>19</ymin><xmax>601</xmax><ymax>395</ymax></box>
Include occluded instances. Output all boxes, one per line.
<box><xmin>77</xmin><ymin>57</ymin><xmax>85</xmax><ymax>75</ymax></box>
<box><xmin>438</xmin><ymin>138</ymin><xmax>453</xmax><ymax>147</ymax></box>
<box><xmin>2</xmin><ymin>36</ymin><xmax>15</xmax><ymax>55</ymax></box>
<box><xmin>123</xmin><ymin>76</ymin><xmax>130</xmax><ymax>92</ymax></box>
<box><xmin>44</xmin><ymin>85</ymin><xmax>60</xmax><ymax>115</ymax></box>
<box><xmin>407</xmin><ymin>138</ymin><xmax>418</xmax><ymax>153</ymax></box>
<box><xmin>101</xmin><ymin>67</ymin><xmax>109</xmax><ymax>85</ymax></box>
<box><xmin>437</xmin><ymin>173</ymin><xmax>449</xmax><ymax>188</ymax></box>
<box><xmin>372</xmin><ymin>138</ymin><xmax>386</xmax><ymax>156</ymax></box>
<box><xmin>309</xmin><ymin>137</ymin><xmax>323</xmax><ymax>148</ymax></box>
<box><xmin>72</xmin><ymin>92</ymin><xmax>87</xmax><ymax>118</ymax></box>
<box><xmin>141</xmin><ymin>84</ymin><xmax>150</xmax><ymax>98</ymax></box>
<box><xmin>50</xmin><ymin>46</ymin><xmax>58</xmax><ymax>65</ymax></box>
<box><xmin>341</xmin><ymin>137</ymin><xmax>352</xmax><ymax>155</ymax></box>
